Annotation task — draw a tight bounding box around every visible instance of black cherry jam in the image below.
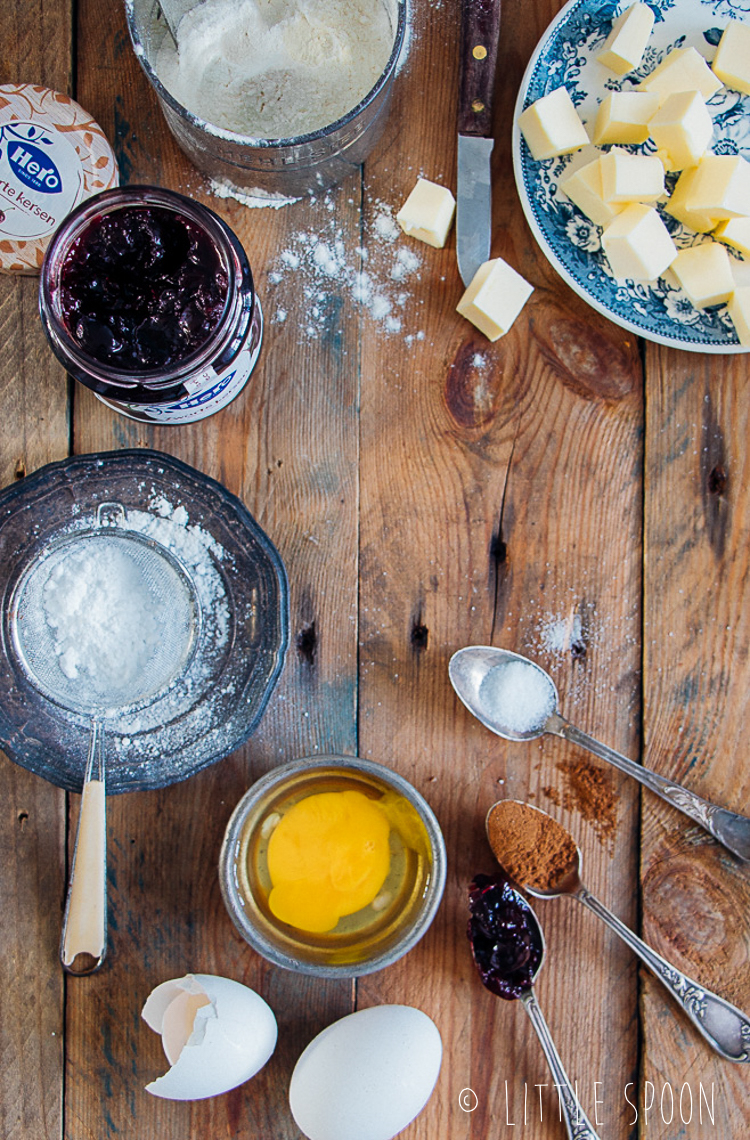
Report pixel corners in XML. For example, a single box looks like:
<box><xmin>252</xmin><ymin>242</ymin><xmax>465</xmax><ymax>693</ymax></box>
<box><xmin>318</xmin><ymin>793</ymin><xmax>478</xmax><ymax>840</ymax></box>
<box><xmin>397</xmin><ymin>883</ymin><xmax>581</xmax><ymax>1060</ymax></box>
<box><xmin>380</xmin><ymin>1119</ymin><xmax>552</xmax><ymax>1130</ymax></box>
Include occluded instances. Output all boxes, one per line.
<box><xmin>40</xmin><ymin>187</ymin><xmax>262</xmax><ymax>424</ymax></box>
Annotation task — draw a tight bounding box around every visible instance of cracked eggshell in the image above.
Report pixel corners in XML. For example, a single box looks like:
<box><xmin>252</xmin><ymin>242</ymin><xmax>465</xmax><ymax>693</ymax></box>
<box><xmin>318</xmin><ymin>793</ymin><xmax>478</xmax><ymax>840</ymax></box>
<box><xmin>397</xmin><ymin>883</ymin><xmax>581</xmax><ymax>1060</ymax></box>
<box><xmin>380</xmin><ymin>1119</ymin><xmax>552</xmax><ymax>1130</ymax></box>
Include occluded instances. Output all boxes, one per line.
<box><xmin>289</xmin><ymin>1005</ymin><xmax>442</xmax><ymax>1140</ymax></box>
<box><xmin>142</xmin><ymin>974</ymin><xmax>277</xmax><ymax>1100</ymax></box>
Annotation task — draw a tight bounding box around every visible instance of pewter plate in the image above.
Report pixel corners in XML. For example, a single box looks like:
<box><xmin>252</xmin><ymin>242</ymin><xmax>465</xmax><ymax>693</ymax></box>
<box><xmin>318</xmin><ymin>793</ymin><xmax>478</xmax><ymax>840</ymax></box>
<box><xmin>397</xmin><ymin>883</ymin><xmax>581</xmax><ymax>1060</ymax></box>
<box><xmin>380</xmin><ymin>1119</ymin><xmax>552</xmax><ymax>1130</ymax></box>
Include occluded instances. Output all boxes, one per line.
<box><xmin>0</xmin><ymin>450</ymin><xmax>288</xmax><ymax>792</ymax></box>
<box><xmin>512</xmin><ymin>0</ymin><xmax>750</xmax><ymax>352</ymax></box>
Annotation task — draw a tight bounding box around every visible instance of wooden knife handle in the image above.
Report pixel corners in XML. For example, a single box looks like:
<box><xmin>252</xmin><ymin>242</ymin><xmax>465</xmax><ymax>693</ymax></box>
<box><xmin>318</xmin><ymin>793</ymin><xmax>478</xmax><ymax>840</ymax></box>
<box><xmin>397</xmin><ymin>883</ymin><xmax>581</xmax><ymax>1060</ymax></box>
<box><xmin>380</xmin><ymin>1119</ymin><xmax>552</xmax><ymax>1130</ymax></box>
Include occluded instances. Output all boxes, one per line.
<box><xmin>458</xmin><ymin>0</ymin><xmax>502</xmax><ymax>138</ymax></box>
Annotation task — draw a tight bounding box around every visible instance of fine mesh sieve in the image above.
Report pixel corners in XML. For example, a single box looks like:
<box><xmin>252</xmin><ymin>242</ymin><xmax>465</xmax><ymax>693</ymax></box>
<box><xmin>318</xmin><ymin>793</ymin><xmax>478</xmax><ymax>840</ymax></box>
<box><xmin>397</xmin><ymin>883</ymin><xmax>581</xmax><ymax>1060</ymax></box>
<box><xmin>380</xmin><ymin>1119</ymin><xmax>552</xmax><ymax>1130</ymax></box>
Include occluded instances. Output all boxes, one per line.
<box><xmin>10</xmin><ymin>503</ymin><xmax>199</xmax><ymax>717</ymax></box>
<box><xmin>7</xmin><ymin>501</ymin><xmax>201</xmax><ymax>975</ymax></box>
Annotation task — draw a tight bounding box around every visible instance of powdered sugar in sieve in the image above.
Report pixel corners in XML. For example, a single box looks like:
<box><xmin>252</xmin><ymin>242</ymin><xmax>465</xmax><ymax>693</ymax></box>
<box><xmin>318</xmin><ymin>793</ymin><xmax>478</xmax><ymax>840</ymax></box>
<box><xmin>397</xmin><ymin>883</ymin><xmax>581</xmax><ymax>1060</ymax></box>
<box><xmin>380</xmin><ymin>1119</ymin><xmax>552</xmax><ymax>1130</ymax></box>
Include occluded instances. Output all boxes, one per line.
<box><xmin>10</xmin><ymin>503</ymin><xmax>199</xmax><ymax>716</ymax></box>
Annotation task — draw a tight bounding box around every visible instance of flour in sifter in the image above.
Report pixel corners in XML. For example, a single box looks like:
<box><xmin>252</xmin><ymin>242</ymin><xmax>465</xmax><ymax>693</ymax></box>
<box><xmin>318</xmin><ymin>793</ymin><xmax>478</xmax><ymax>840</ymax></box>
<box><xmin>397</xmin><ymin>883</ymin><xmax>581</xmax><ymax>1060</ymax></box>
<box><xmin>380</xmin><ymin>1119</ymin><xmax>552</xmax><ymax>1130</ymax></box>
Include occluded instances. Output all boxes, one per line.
<box><xmin>155</xmin><ymin>0</ymin><xmax>397</xmax><ymax>139</ymax></box>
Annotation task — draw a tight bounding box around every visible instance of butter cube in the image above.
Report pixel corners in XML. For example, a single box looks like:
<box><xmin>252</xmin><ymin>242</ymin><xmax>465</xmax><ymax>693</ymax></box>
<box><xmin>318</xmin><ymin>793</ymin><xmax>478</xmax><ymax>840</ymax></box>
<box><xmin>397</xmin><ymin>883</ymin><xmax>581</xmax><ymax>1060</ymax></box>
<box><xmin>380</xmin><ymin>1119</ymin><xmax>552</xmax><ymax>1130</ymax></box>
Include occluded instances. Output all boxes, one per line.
<box><xmin>456</xmin><ymin>257</ymin><xmax>534</xmax><ymax>341</ymax></box>
<box><xmin>685</xmin><ymin>154</ymin><xmax>750</xmax><ymax>220</ymax></box>
<box><xmin>593</xmin><ymin>91</ymin><xmax>660</xmax><ymax>144</ymax></box>
<box><xmin>671</xmin><ymin>242</ymin><xmax>734</xmax><ymax>307</ymax></box>
<box><xmin>597</xmin><ymin>3</ymin><xmax>655</xmax><ymax>75</ymax></box>
<box><xmin>600</xmin><ymin>148</ymin><xmax>665</xmax><ymax>203</ymax></box>
<box><xmin>712</xmin><ymin>21</ymin><xmax>750</xmax><ymax>96</ymax></box>
<box><xmin>728</xmin><ymin>286</ymin><xmax>750</xmax><ymax>345</ymax></box>
<box><xmin>559</xmin><ymin>155</ymin><xmax>625</xmax><ymax>226</ymax></box>
<box><xmin>396</xmin><ymin>178</ymin><xmax>456</xmax><ymax>248</ymax></box>
<box><xmin>714</xmin><ymin>216</ymin><xmax>750</xmax><ymax>257</ymax></box>
<box><xmin>602</xmin><ymin>203</ymin><xmax>678</xmax><ymax>280</ymax></box>
<box><xmin>638</xmin><ymin>46</ymin><xmax>723</xmax><ymax>102</ymax></box>
<box><xmin>648</xmin><ymin>90</ymin><xmax>713</xmax><ymax>171</ymax></box>
<box><xmin>518</xmin><ymin>86</ymin><xmax>589</xmax><ymax>161</ymax></box>
<box><xmin>664</xmin><ymin>166</ymin><xmax>718</xmax><ymax>232</ymax></box>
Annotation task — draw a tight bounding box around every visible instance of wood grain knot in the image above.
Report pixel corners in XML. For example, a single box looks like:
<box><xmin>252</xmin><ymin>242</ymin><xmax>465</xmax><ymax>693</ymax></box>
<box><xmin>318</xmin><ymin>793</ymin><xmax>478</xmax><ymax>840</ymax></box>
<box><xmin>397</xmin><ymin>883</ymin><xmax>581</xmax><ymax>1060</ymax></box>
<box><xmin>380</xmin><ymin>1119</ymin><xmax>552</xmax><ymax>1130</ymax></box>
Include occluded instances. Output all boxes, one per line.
<box><xmin>539</xmin><ymin>318</ymin><xmax>639</xmax><ymax>401</ymax></box>
<box><xmin>445</xmin><ymin>344</ymin><xmax>499</xmax><ymax>430</ymax></box>
<box><xmin>410</xmin><ymin>619</ymin><xmax>429</xmax><ymax>652</ymax></box>
<box><xmin>296</xmin><ymin>621</ymin><xmax>317</xmax><ymax>665</ymax></box>
<box><xmin>707</xmin><ymin>464</ymin><xmax>727</xmax><ymax>495</ymax></box>
<box><xmin>490</xmin><ymin>528</ymin><xmax>507</xmax><ymax>566</ymax></box>
<box><xmin>643</xmin><ymin>845</ymin><xmax>745</xmax><ymax>969</ymax></box>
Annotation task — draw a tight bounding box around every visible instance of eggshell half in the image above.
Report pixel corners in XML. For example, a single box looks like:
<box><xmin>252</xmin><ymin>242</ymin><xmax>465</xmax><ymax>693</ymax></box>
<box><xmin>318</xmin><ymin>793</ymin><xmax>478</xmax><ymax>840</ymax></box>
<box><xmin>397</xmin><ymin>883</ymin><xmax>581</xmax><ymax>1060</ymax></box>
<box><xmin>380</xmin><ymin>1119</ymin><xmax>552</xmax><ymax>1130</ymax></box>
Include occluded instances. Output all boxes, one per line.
<box><xmin>142</xmin><ymin>973</ymin><xmax>277</xmax><ymax>1100</ymax></box>
<box><xmin>289</xmin><ymin>1005</ymin><xmax>442</xmax><ymax>1140</ymax></box>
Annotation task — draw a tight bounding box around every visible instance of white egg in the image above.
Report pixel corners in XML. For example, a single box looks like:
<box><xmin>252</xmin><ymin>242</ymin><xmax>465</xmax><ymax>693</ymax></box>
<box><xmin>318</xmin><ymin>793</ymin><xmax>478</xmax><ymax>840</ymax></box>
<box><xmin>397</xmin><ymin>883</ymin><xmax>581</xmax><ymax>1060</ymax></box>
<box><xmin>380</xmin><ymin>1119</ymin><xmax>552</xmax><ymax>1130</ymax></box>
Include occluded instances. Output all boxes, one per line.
<box><xmin>142</xmin><ymin>973</ymin><xmax>277</xmax><ymax>1100</ymax></box>
<box><xmin>289</xmin><ymin>1005</ymin><xmax>442</xmax><ymax>1140</ymax></box>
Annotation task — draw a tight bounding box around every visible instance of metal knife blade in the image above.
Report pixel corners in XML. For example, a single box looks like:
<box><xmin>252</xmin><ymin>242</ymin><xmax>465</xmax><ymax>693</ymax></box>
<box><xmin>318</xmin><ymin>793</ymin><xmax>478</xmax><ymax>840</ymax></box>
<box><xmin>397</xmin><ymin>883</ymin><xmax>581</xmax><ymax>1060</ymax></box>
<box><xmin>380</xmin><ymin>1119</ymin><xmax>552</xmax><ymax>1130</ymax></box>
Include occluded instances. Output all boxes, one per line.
<box><xmin>456</xmin><ymin>0</ymin><xmax>502</xmax><ymax>288</ymax></box>
<box><xmin>457</xmin><ymin>134</ymin><xmax>494</xmax><ymax>288</ymax></box>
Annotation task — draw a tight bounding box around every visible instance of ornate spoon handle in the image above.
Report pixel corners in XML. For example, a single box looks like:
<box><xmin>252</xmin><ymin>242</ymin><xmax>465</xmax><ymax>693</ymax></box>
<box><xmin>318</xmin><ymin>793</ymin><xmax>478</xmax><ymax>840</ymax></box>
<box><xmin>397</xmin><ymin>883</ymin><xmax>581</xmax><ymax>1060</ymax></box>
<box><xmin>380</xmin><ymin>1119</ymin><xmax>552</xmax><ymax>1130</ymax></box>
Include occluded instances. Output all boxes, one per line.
<box><xmin>519</xmin><ymin>989</ymin><xmax>602</xmax><ymax>1140</ymax></box>
<box><xmin>575</xmin><ymin>886</ymin><xmax>750</xmax><ymax>1063</ymax></box>
<box><xmin>547</xmin><ymin>713</ymin><xmax>750</xmax><ymax>862</ymax></box>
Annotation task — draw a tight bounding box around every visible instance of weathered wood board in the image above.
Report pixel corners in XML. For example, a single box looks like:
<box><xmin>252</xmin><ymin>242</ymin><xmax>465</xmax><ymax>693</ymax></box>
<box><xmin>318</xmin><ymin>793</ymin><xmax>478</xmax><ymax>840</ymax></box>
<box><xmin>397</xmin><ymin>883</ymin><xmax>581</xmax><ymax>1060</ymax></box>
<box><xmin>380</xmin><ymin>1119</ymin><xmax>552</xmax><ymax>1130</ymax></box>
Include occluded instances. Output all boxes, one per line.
<box><xmin>0</xmin><ymin>0</ymin><xmax>747</xmax><ymax>1136</ymax></box>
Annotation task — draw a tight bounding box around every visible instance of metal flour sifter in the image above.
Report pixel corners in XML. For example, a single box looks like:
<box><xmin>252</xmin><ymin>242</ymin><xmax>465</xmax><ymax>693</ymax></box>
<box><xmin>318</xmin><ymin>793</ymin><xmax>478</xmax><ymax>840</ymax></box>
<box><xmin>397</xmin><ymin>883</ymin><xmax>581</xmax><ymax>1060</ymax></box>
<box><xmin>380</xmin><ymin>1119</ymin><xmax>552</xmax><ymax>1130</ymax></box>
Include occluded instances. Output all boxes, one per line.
<box><xmin>9</xmin><ymin>502</ymin><xmax>200</xmax><ymax>974</ymax></box>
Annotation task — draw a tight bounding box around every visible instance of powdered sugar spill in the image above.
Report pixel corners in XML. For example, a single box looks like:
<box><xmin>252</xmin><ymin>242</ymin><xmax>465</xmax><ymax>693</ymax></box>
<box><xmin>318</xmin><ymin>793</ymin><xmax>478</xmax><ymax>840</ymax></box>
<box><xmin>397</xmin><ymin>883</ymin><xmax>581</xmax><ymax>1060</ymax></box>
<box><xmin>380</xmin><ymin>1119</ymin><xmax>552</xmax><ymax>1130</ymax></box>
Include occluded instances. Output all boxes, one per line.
<box><xmin>209</xmin><ymin>178</ymin><xmax>300</xmax><ymax>210</ymax></box>
<box><xmin>265</xmin><ymin>195</ymin><xmax>428</xmax><ymax>340</ymax></box>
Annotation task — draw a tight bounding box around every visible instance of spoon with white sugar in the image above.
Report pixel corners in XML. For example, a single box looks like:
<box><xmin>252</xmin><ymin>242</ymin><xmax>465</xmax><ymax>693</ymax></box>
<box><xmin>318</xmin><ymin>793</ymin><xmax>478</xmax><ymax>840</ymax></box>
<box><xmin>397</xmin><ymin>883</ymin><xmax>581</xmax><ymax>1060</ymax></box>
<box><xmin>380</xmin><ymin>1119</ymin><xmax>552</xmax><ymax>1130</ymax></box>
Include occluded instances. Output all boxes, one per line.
<box><xmin>448</xmin><ymin>645</ymin><xmax>750</xmax><ymax>862</ymax></box>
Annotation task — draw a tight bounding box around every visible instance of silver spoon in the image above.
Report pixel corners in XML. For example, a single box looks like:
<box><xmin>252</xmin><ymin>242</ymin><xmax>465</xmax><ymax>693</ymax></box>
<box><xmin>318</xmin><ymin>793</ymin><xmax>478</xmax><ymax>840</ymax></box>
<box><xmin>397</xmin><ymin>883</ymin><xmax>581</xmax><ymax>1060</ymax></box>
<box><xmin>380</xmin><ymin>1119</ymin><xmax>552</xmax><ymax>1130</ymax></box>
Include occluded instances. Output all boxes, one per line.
<box><xmin>486</xmin><ymin>801</ymin><xmax>750</xmax><ymax>1064</ymax></box>
<box><xmin>468</xmin><ymin>873</ymin><xmax>601</xmax><ymax>1140</ymax></box>
<box><xmin>449</xmin><ymin>646</ymin><xmax>750</xmax><ymax>862</ymax></box>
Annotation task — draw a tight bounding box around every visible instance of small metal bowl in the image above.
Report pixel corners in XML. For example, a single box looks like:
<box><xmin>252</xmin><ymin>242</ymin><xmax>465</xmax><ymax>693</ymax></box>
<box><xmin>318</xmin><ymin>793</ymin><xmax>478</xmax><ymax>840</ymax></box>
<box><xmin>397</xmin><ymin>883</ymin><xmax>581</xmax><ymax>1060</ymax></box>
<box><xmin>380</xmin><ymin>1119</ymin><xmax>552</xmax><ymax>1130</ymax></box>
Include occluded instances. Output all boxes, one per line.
<box><xmin>219</xmin><ymin>755</ymin><xmax>446</xmax><ymax>977</ymax></box>
<box><xmin>125</xmin><ymin>0</ymin><xmax>406</xmax><ymax>197</ymax></box>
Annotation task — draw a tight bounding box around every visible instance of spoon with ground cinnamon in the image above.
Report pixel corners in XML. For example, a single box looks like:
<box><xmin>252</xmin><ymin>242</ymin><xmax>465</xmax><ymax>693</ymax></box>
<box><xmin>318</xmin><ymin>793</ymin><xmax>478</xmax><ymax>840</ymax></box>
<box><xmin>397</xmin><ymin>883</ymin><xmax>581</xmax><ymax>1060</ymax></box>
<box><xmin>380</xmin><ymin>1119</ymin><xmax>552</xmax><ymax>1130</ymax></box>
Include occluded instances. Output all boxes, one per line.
<box><xmin>486</xmin><ymin>800</ymin><xmax>750</xmax><ymax>1063</ymax></box>
<box><xmin>449</xmin><ymin>645</ymin><xmax>750</xmax><ymax>862</ymax></box>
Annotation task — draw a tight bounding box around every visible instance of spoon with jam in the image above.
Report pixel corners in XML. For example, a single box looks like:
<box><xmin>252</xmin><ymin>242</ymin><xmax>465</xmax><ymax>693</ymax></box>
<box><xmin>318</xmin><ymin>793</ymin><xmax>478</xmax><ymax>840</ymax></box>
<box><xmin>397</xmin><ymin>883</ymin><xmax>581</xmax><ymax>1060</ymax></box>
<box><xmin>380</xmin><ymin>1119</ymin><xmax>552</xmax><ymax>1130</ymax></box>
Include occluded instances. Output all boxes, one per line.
<box><xmin>468</xmin><ymin>872</ymin><xmax>601</xmax><ymax>1140</ymax></box>
<box><xmin>486</xmin><ymin>800</ymin><xmax>750</xmax><ymax>1064</ymax></box>
<box><xmin>449</xmin><ymin>645</ymin><xmax>750</xmax><ymax>862</ymax></box>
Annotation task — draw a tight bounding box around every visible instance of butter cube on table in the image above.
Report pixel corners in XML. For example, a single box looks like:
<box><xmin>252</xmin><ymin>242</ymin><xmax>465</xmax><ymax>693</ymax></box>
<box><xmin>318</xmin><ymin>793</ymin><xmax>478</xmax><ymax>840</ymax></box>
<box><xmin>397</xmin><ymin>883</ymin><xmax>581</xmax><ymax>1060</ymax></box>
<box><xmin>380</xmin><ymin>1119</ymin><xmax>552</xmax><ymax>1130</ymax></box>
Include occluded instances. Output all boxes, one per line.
<box><xmin>714</xmin><ymin>216</ymin><xmax>750</xmax><ymax>257</ymax></box>
<box><xmin>712</xmin><ymin>21</ymin><xmax>750</xmax><ymax>96</ymax></box>
<box><xmin>600</xmin><ymin>148</ymin><xmax>665</xmax><ymax>203</ymax></box>
<box><xmin>685</xmin><ymin>154</ymin><xmax>750</xmax><ymax>220</ymax></box>
<box><xmin>638</xmin><ymin>46</ymin><xmax>723</xmax><ymax>102</ymax></box>
<box><xmin>593</xmin><ymin>91</ymin><xmax>660</xmax><ymax>144</ymax></box>
<box><xmin>456</xmin><ymin>257</ymin><xmax>533</xmax><ymax>341</ymax></box>
<box><xmin>728</xmin><ymin>286</ymin><xmax>750</xmax><ymax>346</ymax></box>
<box><xmin>518</xmin><ymin>86</ymin><xmax>589</xmax><ymax>161</ymax></box>
<box><xmin>664</xmin><ymin>166</ymin><xmax>719</xmax><ymax>233</ymax></box>
<box><xmin>671</xmin><ymin>242</ymin><xmax>734</xmax><ymax>308</ymax></box>
<box><xmin>396</xmin><ymin>177</ymin><xmax>456</xmax><ymax>248</ymax></box>
<box><xmin>648</xmin><ymin>90</ymin><xmax>713</xmax><ymax>171</ymax></box>
<box><xmin>597</xmin><ymin>3</ymin><xmax>655</xmax><ymax>75</ymax></box>
<box><xmin>559</xmin><ymin>155</ymin><xmax>625</xmax><ymax>226</ymax></box>
<box><xmin>601</xmin><ymin>203</ymin><xmax>678</xmax><ymax>280</ymax></box>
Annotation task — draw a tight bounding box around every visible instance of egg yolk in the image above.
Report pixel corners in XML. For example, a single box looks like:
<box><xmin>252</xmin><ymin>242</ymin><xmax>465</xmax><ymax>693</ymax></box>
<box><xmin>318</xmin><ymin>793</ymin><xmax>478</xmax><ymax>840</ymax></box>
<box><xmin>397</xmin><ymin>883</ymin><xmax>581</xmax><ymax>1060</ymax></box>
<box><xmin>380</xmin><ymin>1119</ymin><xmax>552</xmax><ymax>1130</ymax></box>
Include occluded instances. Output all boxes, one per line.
<box><xmin>266</xmin><ymin>790</ymin><xmax>391</xmax><ymax>933</ymax></box>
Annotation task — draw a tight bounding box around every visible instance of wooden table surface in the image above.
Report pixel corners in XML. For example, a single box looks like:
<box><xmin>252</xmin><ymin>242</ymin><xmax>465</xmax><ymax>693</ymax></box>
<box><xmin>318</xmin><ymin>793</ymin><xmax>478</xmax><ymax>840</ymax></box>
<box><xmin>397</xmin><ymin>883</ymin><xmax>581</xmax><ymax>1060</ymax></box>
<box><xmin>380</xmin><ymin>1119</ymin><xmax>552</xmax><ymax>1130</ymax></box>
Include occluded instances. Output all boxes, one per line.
<box><xmin>2</xmin><ymin>0</ymin><xmax>749</xmax><ymax>1137</ymax></box>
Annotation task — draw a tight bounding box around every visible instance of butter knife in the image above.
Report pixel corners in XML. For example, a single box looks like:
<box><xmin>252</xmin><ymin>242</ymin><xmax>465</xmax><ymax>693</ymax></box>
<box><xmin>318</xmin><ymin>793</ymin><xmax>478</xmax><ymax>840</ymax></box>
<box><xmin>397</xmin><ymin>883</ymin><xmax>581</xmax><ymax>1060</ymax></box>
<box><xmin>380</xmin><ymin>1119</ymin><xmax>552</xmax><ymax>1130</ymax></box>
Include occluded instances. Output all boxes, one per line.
<box><xmin>456</xmin><ymin>0</ymin><xmax>502</xmax><ymax>287</ymax></box>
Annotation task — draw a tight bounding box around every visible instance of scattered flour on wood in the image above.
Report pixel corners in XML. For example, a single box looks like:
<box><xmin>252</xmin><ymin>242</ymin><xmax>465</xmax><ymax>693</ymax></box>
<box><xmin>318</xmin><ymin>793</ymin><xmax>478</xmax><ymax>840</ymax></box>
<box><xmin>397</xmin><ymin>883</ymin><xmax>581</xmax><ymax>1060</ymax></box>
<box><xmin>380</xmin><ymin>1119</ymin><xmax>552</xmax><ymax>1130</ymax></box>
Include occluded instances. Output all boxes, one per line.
<box><xmin>265</xmin><ymin>195</ymin><xmax>428</xmax><ymax>339</ymax></box>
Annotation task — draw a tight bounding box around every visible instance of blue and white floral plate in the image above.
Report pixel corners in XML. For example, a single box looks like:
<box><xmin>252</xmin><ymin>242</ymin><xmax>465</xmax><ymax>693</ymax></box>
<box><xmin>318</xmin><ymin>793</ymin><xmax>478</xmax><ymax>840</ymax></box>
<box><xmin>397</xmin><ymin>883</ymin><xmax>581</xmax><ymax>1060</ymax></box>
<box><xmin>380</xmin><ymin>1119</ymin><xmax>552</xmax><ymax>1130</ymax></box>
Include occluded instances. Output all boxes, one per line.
<box><xmin>512</xmin><ymin>0</ymin><xmax>750</xmax><ymax>352</ymax></box>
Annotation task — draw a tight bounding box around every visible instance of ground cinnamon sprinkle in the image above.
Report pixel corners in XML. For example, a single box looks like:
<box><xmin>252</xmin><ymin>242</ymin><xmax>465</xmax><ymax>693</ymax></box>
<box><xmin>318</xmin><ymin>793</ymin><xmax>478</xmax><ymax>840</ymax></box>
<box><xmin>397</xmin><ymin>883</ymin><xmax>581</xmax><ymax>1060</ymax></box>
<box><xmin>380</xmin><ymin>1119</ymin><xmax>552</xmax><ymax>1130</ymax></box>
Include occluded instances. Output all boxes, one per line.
<box><xmin>486</xmin><ymin>800</ymin><xmax>578</xmax><ymax>892</ymax></box>
<box><xmin>554</xmin><ymin>758</ymin><xmax>618</xmax><ymax>850</ymax></box>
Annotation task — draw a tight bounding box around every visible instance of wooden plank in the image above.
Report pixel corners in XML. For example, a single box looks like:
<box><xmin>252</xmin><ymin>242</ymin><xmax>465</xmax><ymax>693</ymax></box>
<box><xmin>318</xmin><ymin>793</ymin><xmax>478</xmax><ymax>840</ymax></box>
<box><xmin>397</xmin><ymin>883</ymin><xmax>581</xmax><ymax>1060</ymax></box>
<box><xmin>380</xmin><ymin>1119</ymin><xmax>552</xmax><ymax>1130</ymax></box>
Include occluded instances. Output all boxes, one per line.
<box><xmin>356</xmin><ymin>1</ymin><xmax>644</xmax><ymax>1136</ymax></box>
<box><xmin>642</xmin><ymin>344</ymin><xmax>750</xmax><ymax>1136</ymax></box>
<box><xmin>0</xmin><ymin>1</ymin><xmax>73</xmax><ymax>1138</ymax></box>
<box><xmin>65</xmin><ymin>0</ymin><xmax>363</xmax><ymax>1134</ymax></box>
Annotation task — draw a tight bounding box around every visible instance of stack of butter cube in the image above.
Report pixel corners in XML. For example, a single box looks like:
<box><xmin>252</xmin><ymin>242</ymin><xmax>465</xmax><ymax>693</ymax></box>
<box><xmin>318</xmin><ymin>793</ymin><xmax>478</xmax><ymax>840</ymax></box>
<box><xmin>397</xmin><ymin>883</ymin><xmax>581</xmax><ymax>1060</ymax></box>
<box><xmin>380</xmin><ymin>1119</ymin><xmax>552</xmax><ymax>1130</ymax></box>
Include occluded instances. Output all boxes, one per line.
<box><xmin>518</xmin><ymin>4</ymin><xmax>750</xmax><ymax>344</ymax></box>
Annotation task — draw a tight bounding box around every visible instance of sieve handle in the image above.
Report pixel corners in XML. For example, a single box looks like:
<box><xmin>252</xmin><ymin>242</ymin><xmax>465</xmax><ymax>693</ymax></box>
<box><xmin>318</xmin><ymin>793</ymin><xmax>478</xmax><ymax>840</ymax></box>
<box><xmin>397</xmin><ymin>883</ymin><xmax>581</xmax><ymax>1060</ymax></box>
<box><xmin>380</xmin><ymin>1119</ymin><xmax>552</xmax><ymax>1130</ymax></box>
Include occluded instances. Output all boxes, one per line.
<box><xmin>60</xmin><ymin>722</ymin><xmax>107</xmax><ymax>975</ymax></box>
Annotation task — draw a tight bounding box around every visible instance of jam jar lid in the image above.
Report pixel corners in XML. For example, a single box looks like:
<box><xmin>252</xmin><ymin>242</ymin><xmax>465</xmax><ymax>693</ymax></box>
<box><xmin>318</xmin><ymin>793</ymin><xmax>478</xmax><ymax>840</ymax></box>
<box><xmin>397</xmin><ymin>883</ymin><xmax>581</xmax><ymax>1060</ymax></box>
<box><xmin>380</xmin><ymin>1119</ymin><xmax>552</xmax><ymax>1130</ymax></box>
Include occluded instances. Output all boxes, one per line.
<box><xmin>0</xmin><ymin>83</ymin><xmax>118</xmax><ymax>275</ymax></box>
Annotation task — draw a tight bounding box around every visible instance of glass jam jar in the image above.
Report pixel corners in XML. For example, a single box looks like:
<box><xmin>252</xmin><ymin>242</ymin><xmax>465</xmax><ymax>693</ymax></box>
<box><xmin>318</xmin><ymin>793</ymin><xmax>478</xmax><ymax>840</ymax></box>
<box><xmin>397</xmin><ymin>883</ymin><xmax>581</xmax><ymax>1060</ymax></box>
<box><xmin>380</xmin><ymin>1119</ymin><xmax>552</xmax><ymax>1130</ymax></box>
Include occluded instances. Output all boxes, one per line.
<box><xmin>39</xmin><ymin>185</ymin><xmax>262</xmax><ymax>424</ymax></box>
